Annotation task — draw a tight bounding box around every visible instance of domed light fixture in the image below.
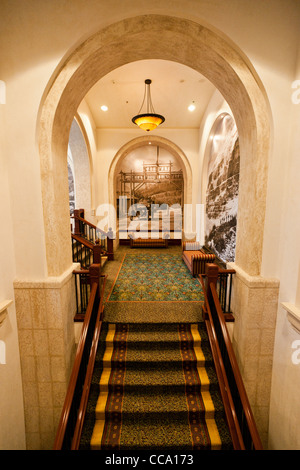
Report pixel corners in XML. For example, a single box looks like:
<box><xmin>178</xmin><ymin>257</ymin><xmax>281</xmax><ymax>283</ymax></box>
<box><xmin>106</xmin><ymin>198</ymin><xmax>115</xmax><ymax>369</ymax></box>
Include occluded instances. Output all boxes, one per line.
<box><xmin>132</xmin><ymin>79</ymin><xmax>165</xmax><ymax>132</ymax></box>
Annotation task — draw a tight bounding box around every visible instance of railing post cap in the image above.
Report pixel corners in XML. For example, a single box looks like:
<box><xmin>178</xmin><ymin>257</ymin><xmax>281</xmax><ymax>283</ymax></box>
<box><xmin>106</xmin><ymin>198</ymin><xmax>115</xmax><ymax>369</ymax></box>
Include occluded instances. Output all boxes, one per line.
<box><xmin>206</xmin><ymin>263</ymin><xmax>219</xmax><ymax>275</ymax></box>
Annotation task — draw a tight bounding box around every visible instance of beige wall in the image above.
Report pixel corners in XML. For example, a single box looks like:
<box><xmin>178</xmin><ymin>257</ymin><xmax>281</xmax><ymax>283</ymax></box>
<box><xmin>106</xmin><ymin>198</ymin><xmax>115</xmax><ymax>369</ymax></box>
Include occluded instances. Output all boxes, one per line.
<box><xmin>268</xmin><ymin>37</ymin><xmax>300</xmax><ymax>449</ymax></box>
<box><xmin>0</xmin><ymin>0</ymin><xmax>299</xmax><ymax>450</ymax></box>
<box><xmin>0</xmin><ymin>85</ymin><xmax>26</xmax><ymax>450</ymax></box>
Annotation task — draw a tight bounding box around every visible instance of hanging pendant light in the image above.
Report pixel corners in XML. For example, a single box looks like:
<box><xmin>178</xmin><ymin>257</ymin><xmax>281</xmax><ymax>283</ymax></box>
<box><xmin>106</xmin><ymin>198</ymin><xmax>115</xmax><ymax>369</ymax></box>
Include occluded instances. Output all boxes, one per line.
<box><xmin>132</xmin><ymin>79</ymin><xmax>165</xmax><ymax>132</ymax></box>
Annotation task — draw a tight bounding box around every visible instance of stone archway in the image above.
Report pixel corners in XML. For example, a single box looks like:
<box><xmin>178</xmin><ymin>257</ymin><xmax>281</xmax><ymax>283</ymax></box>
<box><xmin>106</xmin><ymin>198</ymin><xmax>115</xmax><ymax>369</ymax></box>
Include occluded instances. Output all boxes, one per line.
<box><xmin>36</xmin><ymin>14</ymin><xmax>276</xmax><ymax>447</ymax></box>
<box><xmin>37</xmin><ymin>14</ymin><xmax>271</xmax><ymax>278</ymax></box>
<box><xmin>108</xmin><ymin>135</ymin><xmax>192</xmax><ymax>242</ymax></box>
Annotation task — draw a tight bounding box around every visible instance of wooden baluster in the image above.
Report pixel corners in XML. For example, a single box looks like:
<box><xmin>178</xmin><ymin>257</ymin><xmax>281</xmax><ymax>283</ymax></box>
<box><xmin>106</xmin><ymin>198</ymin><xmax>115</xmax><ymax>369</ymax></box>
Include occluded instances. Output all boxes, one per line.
<box><xmin>107</xmin><ymin>228</ymin><xmax>114</xmax><ymax>261</ymax></box>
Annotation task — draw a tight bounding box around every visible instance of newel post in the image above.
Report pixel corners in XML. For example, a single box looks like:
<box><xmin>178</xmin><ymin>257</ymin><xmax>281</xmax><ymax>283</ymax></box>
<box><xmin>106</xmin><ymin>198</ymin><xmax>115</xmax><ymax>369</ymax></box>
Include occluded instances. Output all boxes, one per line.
<box><xmin>205</xmin><ymin>263</ymin><xmax>219</xmax><ymax>305</ymax></box>
<box><xmin>93</xmin><ymin>240</ymin><xmax>102</xmax><ymax>264</ymax></box>
<box><xmin>89</xmin><ymin>263</ymin><xmax>101</xmax><ymax>298</ymax></box>
<box><xmin>73</xmin><ymin>209</ymin><xmax>84</xmax><ymax>236</ymax></box>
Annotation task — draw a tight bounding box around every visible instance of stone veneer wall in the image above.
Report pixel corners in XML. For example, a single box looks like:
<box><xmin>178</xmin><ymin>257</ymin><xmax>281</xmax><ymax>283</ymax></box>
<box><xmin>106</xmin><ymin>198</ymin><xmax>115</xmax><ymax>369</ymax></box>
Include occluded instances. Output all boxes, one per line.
<box><xmin>227</xmin><ymin>261</ymin><xmax>279</xmax><ymax>449</ymax></box>
<box><xmin>14</xmin><ymin>263</ymin><xmax>79</xmax><ymax>450</ymax></box>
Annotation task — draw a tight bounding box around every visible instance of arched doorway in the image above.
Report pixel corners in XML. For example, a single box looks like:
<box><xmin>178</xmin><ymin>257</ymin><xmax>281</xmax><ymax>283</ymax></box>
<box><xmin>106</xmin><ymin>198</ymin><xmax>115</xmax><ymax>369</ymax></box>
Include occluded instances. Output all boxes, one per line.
<box><xmin>108</xmin><ymin>135</ymin><xmax>192</xmax><ymax>242</ymax></box>
<box><xmin>37</xmin><ymin>14</ymin><xmax>271</xmax><ymax>277</ymax></box>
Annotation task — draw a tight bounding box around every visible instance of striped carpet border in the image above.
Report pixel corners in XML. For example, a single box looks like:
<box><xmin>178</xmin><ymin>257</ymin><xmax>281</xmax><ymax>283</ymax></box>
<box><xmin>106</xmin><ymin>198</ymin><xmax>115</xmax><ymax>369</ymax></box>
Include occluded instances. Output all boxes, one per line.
<box><xmin>178</xmin><ymin>324</ymin><xmax>222</xmax><ymax>450</ymax></box>
<box><xmin>90</xmin><ymin>324</ymin><xmax>128</xmax><ymax>450</ymax></box>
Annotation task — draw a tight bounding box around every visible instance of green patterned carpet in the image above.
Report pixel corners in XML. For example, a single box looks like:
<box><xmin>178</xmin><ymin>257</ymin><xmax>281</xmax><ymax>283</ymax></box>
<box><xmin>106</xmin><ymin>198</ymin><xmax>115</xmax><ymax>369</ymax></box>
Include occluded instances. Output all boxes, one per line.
<box><xmin>107</xmin><ymin>253</ymin><xmax>204</xmax><ymax>302</ymax></box>
<box><xmin>104</xmin><ymin>252</ymin><xmax>204</xmax><ymax>323</ymax></box>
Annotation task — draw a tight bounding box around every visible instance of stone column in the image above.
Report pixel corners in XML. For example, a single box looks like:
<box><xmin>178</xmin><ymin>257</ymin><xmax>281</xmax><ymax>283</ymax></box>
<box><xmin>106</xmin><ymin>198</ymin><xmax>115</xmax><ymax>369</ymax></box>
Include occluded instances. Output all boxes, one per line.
<box><xmin>227</xmin><ymin>261</ymin><xmax>279</xmax><ymax>448</ymax></box>
<box><xmin>14</xmin><ymin>263</ymin><xmax>79</xmax><ymax>449</ymax></box>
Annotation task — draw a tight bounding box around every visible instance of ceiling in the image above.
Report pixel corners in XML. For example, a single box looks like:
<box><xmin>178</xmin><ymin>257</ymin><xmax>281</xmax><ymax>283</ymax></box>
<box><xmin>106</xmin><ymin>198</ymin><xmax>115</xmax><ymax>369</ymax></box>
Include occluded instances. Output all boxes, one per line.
<box><xmin>83</xmin><ymin>59</ymin><xmax>217</xmax><ymax>130</ymax></box>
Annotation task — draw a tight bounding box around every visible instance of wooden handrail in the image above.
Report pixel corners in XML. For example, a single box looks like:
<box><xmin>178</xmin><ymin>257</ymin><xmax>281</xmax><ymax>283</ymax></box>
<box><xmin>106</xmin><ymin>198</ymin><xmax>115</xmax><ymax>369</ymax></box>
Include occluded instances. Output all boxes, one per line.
<box><xmin>53</xmin><ymin>282</ymin><xmax>98</xmax><ymax>450</ymax></box>
<box><xmin>210</xmin><ymin>282</ymin><xmax>263</xmax><ymax>450</ymax></box>
<box><xmin>71</xmin><ymin>234</ymin><xmax>103</xmax><ymax>267</ymax></box>
<box><xmin>73</xmin><ymin>269</ymin><xmax>89</xmax><ymax>275</ymax></box>
<box><xmin>71</xmin><ymin>214</ymin><xmax>109</xmax><ymax>237</ymax></box>
<box><xmin>200</xmin><ymin>263</ymin><xmax>263</xmax><ymax>450</ymax></box>
<box><xmin>71</xmin><ymin>233</ymin><xmax>94</xmax><ymax>250</ymax></box>
<box><xmin>199</xmin><ymin>276</ymin><xmax>245</xmax><ymax>450</ymax></box>
<box><xmin>71</xmin><ymin>212</ymin><xmax>114</xmax><ymax>261</ymax></box>
<box><xmin>71</xmin><ymin>275</ymin><xmax>107</xmax><ymax>449</ymax></box>
<box><xmin>201</xmin><ymin>268</ymin><xmax>236</xmax><ymax>275</ymax></box>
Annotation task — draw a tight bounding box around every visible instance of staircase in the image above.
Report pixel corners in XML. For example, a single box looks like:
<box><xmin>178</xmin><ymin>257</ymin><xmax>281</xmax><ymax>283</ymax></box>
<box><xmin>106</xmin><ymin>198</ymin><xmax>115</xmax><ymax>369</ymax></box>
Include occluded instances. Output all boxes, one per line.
<box><xmin>79</xmin><ymin>321</ymin><xmax>233</xmax><ymax>450</ymax></box>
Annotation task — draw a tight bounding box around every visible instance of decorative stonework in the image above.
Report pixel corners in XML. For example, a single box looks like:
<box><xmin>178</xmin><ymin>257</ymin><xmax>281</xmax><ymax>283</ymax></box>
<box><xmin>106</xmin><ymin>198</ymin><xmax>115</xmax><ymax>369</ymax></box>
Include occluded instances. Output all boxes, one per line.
<box><xmin>227</xmin><ymin>261</ymin><xmax>279</xmax><ymax>448</ymax></box>
<box><xmin>14</xmin><ymin>264</ymin><xmax>79</xmax><ymax>450</ymax></box>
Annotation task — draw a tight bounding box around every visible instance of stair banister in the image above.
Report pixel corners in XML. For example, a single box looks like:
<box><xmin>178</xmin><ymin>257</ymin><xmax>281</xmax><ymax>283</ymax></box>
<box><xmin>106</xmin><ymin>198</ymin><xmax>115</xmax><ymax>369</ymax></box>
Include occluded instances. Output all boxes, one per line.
<box><xmin>53</xmin><ymin>263</ymin><xmax>104</xmax><ymax>450</ymax></box>
<box><xmin>53</xmin><ymin>282</ymin><xmax>98</xmax><ymax>449</ymax></box>
<box><xmin>71</xmin><ymin>274</ymin><xmax>106</xmax><ymax>449</ymax></box>
<box><xmin>204</xmin><ymin>263</ymin><xmax>263</xmax><ymax>450</ymax></box>
<box><xmin>200</xmin><ymin>268</ymin><xmax>245</xmax><ymax>450</ymax></box>
<box><xmin>72</xmin><ymin>211</ymin><xmax>114</xmax><ymax>261</ymax></box>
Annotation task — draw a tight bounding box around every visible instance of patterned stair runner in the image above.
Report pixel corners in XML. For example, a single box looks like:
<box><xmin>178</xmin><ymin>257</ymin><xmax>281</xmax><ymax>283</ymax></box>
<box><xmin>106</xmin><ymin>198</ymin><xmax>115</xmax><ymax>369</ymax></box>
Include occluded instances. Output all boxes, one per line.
<box><xmin>80</xmin><ymin>322</ymin><xmax>232</xmax><ymax>450</ymax></box>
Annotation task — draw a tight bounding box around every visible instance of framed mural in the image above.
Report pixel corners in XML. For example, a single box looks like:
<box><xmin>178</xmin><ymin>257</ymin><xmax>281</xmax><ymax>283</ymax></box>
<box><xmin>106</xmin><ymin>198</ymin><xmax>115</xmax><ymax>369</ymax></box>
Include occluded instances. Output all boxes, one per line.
<box><xmin>115</xmin><ymin>145</ymin><xmax>184</xmax><ymax>238</ymax></box>
<box><xmin>205</xmin><ymin>113</ymin><xmax>240</xmax><ymax>262</ymax></box>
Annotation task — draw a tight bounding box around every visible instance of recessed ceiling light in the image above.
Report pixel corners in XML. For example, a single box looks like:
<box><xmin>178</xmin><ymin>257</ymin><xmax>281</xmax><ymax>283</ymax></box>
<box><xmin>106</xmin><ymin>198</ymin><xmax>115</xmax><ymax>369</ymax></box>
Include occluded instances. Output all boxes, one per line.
<box><xmin>101</xmin><ymin>105</ymin><xmax>108</xmax><ymax>112</ymax></box>
<box><xmin>188</xmin><ymin>102</ymin><xmax>196</xmax><ymax>112</ymax></box>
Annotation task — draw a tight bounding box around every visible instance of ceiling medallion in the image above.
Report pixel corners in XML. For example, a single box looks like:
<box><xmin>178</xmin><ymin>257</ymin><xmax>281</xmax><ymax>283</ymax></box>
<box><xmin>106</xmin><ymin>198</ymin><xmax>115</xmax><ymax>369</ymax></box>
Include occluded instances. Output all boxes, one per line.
<box><xmin>132</xmin><ymin>79</ymin><xmax>165</xmax><ymax>132</ymax></box>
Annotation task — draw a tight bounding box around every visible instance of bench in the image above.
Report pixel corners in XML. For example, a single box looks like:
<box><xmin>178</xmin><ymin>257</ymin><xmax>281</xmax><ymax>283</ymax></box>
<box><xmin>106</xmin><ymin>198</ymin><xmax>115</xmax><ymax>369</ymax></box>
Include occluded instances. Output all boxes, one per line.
<box><xmin>130</xmin><ymin>238</ymin><xmax>168</xmax><ymax>248</ymax></box>
<box><xmin>182</xmin><ymin>241</ymin><xmax>215</xmax><ymax>276</ymax></box>
<box><xmin>130</xmin><ymin>237</ymin><xmax>168</xmax><ymax>248</ymax></box>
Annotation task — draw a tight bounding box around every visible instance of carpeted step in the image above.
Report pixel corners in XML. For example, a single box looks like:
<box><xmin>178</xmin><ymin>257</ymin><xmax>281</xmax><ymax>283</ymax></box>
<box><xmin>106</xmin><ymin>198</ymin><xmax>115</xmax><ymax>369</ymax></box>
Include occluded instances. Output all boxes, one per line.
<box><xmin>98</xmin><ymin>325</ymin><xmax>213</xmax><ymax>370</ymax></box>
<box><xmin>94</xmin><ymin>388</ymin><xmax>224</xmax><ymax>420</ymax></box>
<box><xmin>80</xmin><ymin>321</ymin><xmax>233</xmax><ymax>450</ymax></box>
<box><xmin>90</xmin><ymin>414</ymin><xmax>232</xmax><ymax>451</ymax></box>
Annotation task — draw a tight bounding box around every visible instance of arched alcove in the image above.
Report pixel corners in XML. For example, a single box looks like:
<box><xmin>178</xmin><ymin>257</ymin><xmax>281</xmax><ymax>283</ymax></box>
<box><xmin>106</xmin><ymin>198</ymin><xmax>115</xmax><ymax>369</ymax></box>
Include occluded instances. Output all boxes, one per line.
<box><xmin>37</xmin><ymin>14</ymin><xmax>271</xmax><ymax>277</ymax></box>
<box><xmin>108</xmin><ymin>135</ymin><xmax>192</xmax><ymax>208</ymax></box>
<box><xmin>108</xmin><ymin>135</ymin><xmax>191</xmax><ymax>241</ymax></box>
<box><xmin>68</xmin><ymin>118</ymin><xmax>93</xmax><ymax>218</ymax></box>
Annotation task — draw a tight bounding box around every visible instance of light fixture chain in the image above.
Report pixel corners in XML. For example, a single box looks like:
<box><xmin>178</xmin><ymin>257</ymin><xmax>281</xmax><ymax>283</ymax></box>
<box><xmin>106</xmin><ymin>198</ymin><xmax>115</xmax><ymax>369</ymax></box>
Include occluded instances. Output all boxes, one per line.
<box><xmin>137</xmin><ymin>82</ymin><xmax>147</xmax><ymax>115</ymax></box>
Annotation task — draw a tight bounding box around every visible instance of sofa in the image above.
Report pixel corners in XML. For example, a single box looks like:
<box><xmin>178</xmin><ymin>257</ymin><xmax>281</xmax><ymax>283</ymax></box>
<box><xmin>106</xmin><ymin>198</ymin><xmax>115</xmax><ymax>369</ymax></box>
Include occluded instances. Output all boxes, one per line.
<box><xmin>182</xmin><ymin>242</ymin><xmax>215</xmax><ymax>276</ymax></box>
